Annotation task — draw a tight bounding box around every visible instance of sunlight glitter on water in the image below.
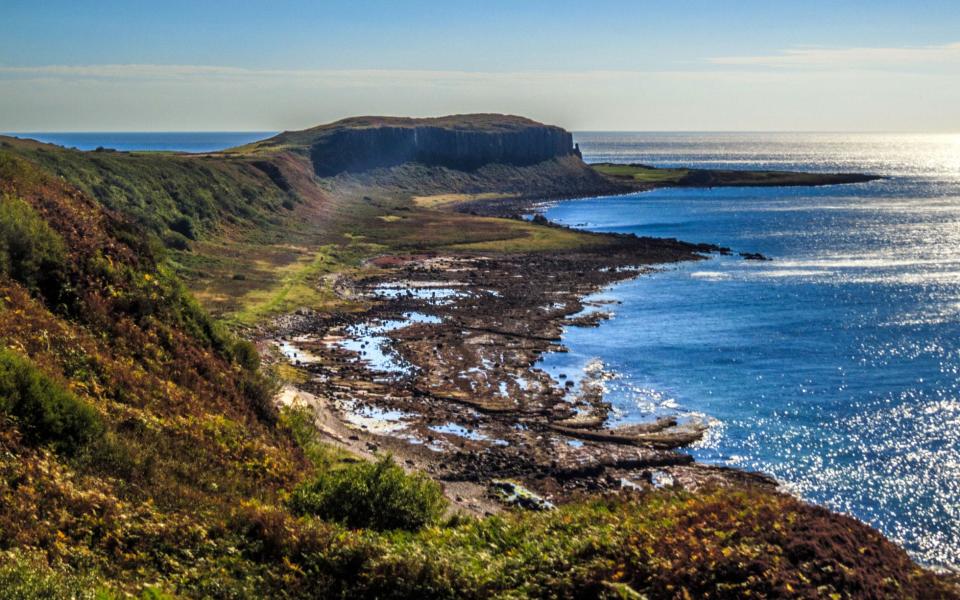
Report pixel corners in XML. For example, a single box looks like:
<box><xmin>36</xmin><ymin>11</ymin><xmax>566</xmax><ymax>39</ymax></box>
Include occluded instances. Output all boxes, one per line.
<box><xmin>538</xmin><ymin>132</ymin><xmax>960</xmax><ymax>570</ymax></box>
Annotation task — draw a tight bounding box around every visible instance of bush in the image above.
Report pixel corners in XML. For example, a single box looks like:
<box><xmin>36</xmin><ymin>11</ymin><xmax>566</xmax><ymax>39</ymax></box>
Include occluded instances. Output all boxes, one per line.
<box><xmin>168</xmin><ymin>215</ymin><xmax>197</xmax><ymax>240</ymax></box>
<box><xmin>232</xmin><ymin>339</ymin><xmax>260</xmax><ymax>371</ymax></box>
<box><xmin>0</xmin><ymin>551</ymin><xmax>100</xmax><ymax>599</ymax></box>
<box><xmin>291</xmin><ymin>456</ymin><xmax>447</xmax><ymax>531</ymax></box>
<box><xmin>0</xmin><ymin>348</ymin><xmax>104</xmax><ymax>454</ymax></box>
<box><xmin>161</xmin><ymin>231</ymin><xmax>191</xmax><ymax>251</ymax></box>
<box><xmin>0</xmin><ymin>194</ymin><xmax>67</xmax><ymax>298</ymax></box>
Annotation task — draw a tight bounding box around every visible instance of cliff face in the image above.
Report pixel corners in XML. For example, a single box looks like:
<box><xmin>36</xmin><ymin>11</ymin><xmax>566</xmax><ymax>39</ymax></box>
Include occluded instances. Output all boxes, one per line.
<box><xmin>311</xmin><ymin>124</ymin><xmax>576</xmax><ymax>175</ymax></box>
<box><xmin>245</xmin><ymin>114</ymin><xmax>581</xmax><ymax>177</ymax></box>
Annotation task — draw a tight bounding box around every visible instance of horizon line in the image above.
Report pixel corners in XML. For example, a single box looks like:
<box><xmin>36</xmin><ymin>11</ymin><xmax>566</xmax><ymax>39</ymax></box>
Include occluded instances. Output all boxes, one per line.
<box><xmin>4</xmin><ymin>129</ymin><xmax>957</xmax><ymax>135</ymax></box>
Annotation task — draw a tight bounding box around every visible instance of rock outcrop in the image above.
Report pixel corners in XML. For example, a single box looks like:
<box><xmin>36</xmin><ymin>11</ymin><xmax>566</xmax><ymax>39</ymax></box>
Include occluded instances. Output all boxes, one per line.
<box><xmin>252</xmin><ymin>114</ymin><xmax>580</xmax><ymax>176</ymax></box>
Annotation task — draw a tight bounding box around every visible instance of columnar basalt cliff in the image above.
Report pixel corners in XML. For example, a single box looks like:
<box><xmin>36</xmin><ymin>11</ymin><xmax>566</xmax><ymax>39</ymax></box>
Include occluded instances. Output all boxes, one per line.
<box><xmin>246</xmin><ymin>114</ymin><xmax>581</xmax><ymax>176</ymax></box>
<box><xmin>311</xmin><ymin>124</ymin><xmax>576</xmax><ymax>175</ymax></box>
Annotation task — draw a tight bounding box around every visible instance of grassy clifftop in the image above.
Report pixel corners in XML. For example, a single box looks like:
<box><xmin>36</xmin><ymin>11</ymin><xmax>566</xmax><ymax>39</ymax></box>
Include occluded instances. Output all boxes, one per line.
<box><xmin>0</xmin><ymin>119</ymin><xmax>955</xmax><ymax>597</ymax></box>
<box><xmin>235</xmin><ymin>113</ymin><xmax>564</xmax><ymax>154</ymax></box>
<box><xmin>238</xmin><ymin>113</ymin><xmax>583</xmax><ymax>177</ymax></box>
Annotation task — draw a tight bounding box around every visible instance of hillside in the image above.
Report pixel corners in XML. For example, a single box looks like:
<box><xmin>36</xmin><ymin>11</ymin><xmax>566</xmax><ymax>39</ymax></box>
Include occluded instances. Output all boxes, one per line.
<box><xmin>0</xmin><ymin>117</ymin><xmax>956</xmax><ymax>598</ymax></box>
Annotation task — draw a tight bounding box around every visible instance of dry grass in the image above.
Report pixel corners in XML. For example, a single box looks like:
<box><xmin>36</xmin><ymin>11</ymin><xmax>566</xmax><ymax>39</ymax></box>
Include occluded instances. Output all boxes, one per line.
<box><xmin>449</xmin><ymin>218</ymin><xmax>595</xmax><ymax>252</ymax></box>
<box><xmin>413</xmin><ymin>192</ymin><xmax>519</xmax><ymax>209</ymax></box>
<box><xmin>592</xmin><ymin>163</ymin><xmax>690</xmax><ymax>183</ymax></box>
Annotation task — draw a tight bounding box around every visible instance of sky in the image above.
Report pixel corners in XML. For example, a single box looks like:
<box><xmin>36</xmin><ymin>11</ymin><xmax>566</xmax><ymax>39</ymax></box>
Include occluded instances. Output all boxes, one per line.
<box><xmin>2</xmin><ymin>0</ymin><xmax>959</xmax><ymax>132</ymax></box>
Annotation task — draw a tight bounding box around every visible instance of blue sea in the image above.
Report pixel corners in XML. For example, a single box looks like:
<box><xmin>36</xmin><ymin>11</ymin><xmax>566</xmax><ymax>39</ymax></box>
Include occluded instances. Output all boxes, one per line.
<box><xmin>0</xmin><ymin>131</ymin><xmax>275</xmax><ymax>153</ymax></box>
<box><xmin>542</xmin><ymin>132</ymin><xmax>960</xmax><ymax>570</ymax></box>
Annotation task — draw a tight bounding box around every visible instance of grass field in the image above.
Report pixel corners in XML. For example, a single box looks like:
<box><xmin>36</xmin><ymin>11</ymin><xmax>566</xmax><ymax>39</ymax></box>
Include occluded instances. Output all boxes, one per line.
<box><xmin>449</xmin><ymin>217</ymin><xmax>596</xmax><ymax>252</ymax></box>
<box><xmin>592</xmin><ymin>163</ymin><xmax>690</xmax><ymax>183</ymax></box>
<box><xmin>413</xmin><ymin>191</ymin><xmax>519</xmax><ymax>209</ymax></box>
<box><xmin>591</xmin><ymin>162</ymin><xmax>878</xmax><ymax>188</ymax></box>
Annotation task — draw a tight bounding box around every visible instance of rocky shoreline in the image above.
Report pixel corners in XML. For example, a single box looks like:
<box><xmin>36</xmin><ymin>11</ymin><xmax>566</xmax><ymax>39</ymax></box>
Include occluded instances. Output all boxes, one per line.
<box><xmin>263</xmin><ymin>233</ymin><xmax>777</xmax><ymax>514</ymax></box>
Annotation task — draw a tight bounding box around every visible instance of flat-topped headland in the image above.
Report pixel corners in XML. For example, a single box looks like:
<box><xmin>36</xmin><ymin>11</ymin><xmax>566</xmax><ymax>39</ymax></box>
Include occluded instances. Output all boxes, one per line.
<box><xmin>253</xmin><ymin>114</ymin><xmax>581</xmax><ymax>175</ymax></box>
<box><xmin>0</xmin><ymin>115</ymin><xmax>953</xmax><ymax>596</ymax></box>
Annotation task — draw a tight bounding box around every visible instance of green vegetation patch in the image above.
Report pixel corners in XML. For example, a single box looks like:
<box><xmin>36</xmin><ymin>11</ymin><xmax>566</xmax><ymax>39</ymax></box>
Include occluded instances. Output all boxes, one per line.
<box><xmin>592</xmin><ymin>163</ymin><xmax>690</xmax><ymax>183</ymax></box>
<box><xmin>0</xmin><ymin>194</ymin><xmax>67</xmax><ymax>298</ymax></box>
<box><xmin>448</xmin><ymin>218</ymin><xmax>596</xmax><ymax>253</ymax></box>
<box><xmin>592</xmin><ymin>162</ymin><xmax>877</xmax><ymax>188</ymax></box>
<box><xmin>290</xmin><ymin>455</ymin><xmax>447</xmax><ymax>531</ymax></box>
<box><xmin>222</xmin><ymin>243</ymin><xmax>369</xmax><ymax>325</ymax></box>
<box><xmin>0</xmin><ymin>551</ymin><xmax>104</xmax><ymax>600</ymax></box>
<box><xmin>6</xmin><ymin>142</ymin><xmax>294</xmax><ymax>244</ymax></box>
<box><xmin>359</xmin><ymin>489</ymin><xmax>948</xmax><ymax>599</ymax></box>
<box><xmin>0</xmin><ymin>347</ymin><xmax>104</xmax><ymax>454</ymax></box>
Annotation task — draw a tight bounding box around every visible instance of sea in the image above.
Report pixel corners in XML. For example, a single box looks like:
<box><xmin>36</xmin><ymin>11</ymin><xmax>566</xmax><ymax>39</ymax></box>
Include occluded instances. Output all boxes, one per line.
<box><xmin>10</xmin><ymin>131</ymin><xmax>959</xmax><ymax>570</ymax></box>
<box><xmin>0</xmin><ymin>131</ymin><xmax>275</xmax><ymax>153</ymax></box>
<box><xmin>541</xmin><ymin>132</ymin><xmax>960</xmax><ymax>571</ymax></box>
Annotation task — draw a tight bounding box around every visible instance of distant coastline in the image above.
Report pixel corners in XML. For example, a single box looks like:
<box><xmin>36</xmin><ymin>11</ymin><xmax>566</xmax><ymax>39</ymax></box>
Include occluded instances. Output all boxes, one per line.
<box><xmin>0</xmin><ymin>131</ymin><xmax>276</xmax><ymax>153</ymax></box>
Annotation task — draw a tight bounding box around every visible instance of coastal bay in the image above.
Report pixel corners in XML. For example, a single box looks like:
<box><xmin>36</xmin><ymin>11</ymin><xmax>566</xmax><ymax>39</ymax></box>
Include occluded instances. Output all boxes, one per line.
<box><xmin>0</xmin><ymin>119</ymin><xmax>955</xmax><ymax>596</ymax></box>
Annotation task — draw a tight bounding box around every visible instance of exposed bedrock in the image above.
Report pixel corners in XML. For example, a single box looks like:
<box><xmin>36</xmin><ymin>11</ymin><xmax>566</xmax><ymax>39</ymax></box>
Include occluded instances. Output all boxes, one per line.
<box><xmin>310</xmin><ymin>124</ymin><xmax>577</xmax><ymax>175</ymax></box>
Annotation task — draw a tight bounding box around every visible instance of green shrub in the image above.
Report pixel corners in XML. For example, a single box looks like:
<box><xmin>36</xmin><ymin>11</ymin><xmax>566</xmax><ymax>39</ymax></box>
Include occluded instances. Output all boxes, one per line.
<box><xmin>232</xmin><ymin>339</ymin><xmax>260</xmax><ymax>372</ymax></box>
<box><xmin>0</xmin><ymin>551</ymin><xmax>100</xmax><ymax>599</ymax></box>
<box><xmin>291</xmin><ymin>456</ymin><xmax>447</xmax><ymax>531</ymax></box>
<box><xmin>0</xmin><ymin>348</ymin><xmax>104</xmax><ymax>454</ymax></box>
<box><xmin>280</xmin><ymin>406</ymin><xmax>359</xmax><ymax>473</ymax></box>
<box><xmin>0</xmin><ymin>194</ymin><xmax>67</xmax><ymax>298</ymax></box>
<box><xmin>161</xmin><ymin>231</ymin><xmax>191</xmax><ymax>251</ymax></box>
<box><xmin>240</xmin><ymin>369</ymin><xmax>278</xmax><ymax>425</ymax></box>
<box><xmin>168</xmin><ymin>215</ymin><xmax>197</xmax><ymax>240</ymax></box>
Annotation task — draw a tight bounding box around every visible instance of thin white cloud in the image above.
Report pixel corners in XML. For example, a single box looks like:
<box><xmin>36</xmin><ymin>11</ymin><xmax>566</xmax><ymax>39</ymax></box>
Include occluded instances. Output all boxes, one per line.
<box><xmin>1</xmin><ymin>62</ymin><xmax>958</xmax><ymax>132</ymax></box>
<box><xmin>0</xmin><ymin>64</ymin><xmax>252</xmax><ymax>79</ymax></box>
<box><xmin>0</xmin><ymin>64</ymin><xmax>654</xmax><ymax>84</ymax></box>
<box><xmin>710</xmin><ymin>42</ymin><xmax>960</xmax><ymax>69</ymax></box>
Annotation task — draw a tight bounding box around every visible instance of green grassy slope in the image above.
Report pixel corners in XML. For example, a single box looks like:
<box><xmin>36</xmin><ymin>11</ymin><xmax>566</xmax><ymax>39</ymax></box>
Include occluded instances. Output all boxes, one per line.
<box><xmin>0</xmin><ymin>137</ymin><xmax>297</xmax><ymax>246</ymax></box>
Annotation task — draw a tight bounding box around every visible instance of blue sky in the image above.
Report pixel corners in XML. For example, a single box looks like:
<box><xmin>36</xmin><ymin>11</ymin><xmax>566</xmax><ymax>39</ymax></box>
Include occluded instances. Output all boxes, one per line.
<box><xmin>3</xmin><ymin>0</ymin><xmax>959</xmax><ymax>131</ymax></box>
